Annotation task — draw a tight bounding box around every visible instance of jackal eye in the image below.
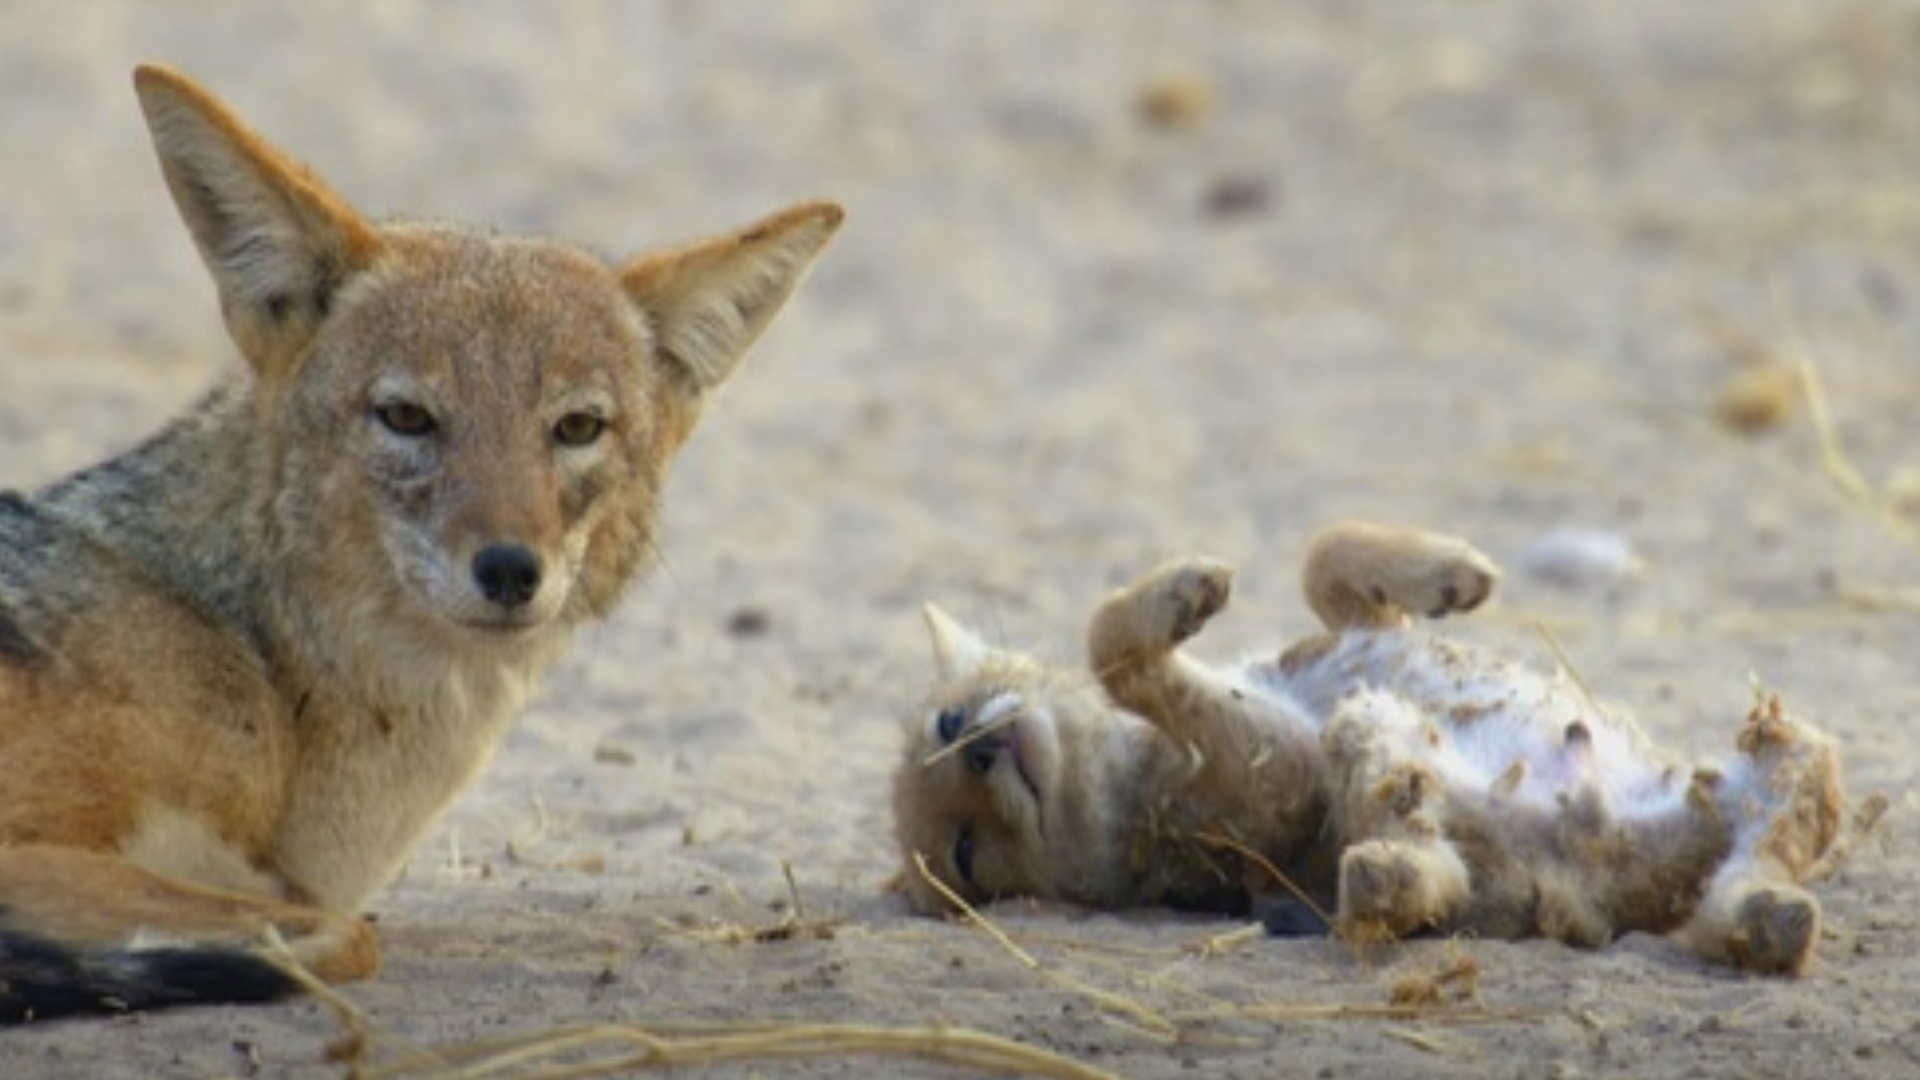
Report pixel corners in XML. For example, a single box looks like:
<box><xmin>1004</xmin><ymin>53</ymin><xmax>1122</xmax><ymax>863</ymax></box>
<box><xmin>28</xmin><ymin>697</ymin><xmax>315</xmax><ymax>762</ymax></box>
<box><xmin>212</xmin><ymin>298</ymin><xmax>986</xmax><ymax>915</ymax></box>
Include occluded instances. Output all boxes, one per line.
<box><xmin>552</xmin><ymin>412</ymin><xmax>605</xmax><ymax>447</ymax></box>
<box><xmin>953</xmin><ymin>825</ymin><xmax>977</xmax><ymax>886</ymax></box>
<box><xmin>934</xmin><ymin>708</ymin><xmax>966</xmax><ymax>744</ymax></box>
<box><xmin>375</xmin><ymin>402</ymin><xmax>437</xmax><ymax>437</ymax></box>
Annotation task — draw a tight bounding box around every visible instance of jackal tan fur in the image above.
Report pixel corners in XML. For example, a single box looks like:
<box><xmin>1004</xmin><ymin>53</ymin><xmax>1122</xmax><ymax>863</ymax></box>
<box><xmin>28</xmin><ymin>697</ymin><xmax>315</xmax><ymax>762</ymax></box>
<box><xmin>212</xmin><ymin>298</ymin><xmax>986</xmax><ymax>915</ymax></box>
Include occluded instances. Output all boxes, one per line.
<box><xmin>894</xmin><ymin>522</ymin><xmax>1845</xmax><ymax>975</ymax></box>
<box><xmin>0</xmin><ymin>64</ymin><xmax>839</xmax><ymax>1017</ymax></box>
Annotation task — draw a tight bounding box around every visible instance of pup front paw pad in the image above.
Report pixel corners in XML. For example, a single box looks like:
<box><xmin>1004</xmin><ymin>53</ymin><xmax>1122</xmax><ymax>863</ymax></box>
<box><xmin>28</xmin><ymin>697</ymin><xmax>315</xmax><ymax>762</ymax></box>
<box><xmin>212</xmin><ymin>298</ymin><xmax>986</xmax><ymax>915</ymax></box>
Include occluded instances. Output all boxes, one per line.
<box><xmin>1403</xmin><ymin>542</ymin><xmax>1499</xmax><ymax>619</ymax></box>
<box><xmin>1130</xmin><ymin>558</ymin><xmax>1233</xmax><ymax>649</ymax></box>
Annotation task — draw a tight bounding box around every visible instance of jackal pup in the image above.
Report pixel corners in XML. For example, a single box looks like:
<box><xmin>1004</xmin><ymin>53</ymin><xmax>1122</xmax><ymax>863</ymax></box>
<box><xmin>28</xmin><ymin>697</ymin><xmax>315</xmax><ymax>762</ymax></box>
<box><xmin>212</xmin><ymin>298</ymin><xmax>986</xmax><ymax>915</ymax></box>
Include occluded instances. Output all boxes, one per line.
<box><xmin>0</xmin><ymin>65</ymin><xmax>840</xmax><ymax>1019</ymax></box>
<box><xmin>894</xmin><ymin>523</ymin><xmax>1845</xmax><ymax>975</ymax></box>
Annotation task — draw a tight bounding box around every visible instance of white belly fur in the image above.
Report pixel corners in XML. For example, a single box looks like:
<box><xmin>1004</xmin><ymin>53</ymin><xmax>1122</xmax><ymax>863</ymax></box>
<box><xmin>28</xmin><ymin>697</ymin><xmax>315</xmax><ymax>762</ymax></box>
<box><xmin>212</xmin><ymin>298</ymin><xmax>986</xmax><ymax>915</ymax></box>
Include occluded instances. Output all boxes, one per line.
<box><xmin>1242</xmin><ymin>630</ymin><xmax>1687</xmax><ymax>822</ymax></box>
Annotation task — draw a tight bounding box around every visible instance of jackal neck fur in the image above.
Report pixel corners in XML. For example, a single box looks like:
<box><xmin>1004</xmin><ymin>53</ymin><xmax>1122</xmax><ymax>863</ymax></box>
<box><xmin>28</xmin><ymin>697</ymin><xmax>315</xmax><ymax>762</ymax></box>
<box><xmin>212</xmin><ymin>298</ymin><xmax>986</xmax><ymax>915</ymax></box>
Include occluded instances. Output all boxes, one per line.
<box><xmin>43</xmin><ymin>373</ymin><xmax>563</xmax><ymax>906</ymax></box>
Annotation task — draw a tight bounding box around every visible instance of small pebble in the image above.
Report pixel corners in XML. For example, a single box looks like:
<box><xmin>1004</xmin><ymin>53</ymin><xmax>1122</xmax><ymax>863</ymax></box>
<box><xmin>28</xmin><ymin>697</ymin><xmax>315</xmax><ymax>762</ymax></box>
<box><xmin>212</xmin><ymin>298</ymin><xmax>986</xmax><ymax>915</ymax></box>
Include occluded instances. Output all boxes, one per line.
<box><xmin>1518</xmin><ymin>527</ymin><xmax>1643</xmax><ymax>589</ymax></box>
<box><xmin>1715</xmin><ymin>363</ymin><xmax>1799</xmax><ymax>435</ymax></box>
<box><xmin>1135</xmin><ymin>71</ymin><xmax>1216</xmax><ymax>131</ymax></box>
<box><xmin>726</xmin><ymin>606</ymin><xmax>771</xmax><ymax>637</ymax></box>
<box><xmin>593</xmin><ymin>742</ymin><xmax>637</xmax><ymax>765</ymax></box>
<box><xmin>1202</xmin><ymin>174</ymin><xmax>1276</xmax><ymax>219</ymax></box>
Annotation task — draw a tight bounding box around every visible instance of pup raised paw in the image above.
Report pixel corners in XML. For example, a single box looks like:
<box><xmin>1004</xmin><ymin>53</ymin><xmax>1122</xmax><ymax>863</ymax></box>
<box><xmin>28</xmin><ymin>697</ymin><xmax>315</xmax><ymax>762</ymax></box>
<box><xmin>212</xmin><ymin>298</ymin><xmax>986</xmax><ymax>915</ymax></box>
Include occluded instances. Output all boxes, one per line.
<box><xmin>1304</xmin><ymin>522</ymin><xmax>1499</xmax><ymax>630</ymax></box>
<box><xmin>1092</xmin><ymin>557</ymin><xmax>1234</xmax><ymax>662</ymax></box>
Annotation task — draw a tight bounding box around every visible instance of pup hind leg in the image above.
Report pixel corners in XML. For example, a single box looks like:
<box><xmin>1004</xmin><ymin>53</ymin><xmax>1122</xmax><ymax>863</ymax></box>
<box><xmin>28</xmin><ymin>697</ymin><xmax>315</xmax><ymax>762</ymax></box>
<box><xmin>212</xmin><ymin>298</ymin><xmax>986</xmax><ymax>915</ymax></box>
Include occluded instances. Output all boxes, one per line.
<box><xmin>1085</xmin><ymin>557</ymin><xmax>1272</xmax><ymax>753</ymax></box>
<box><xmin>1675</xmin><ymin>841</ymin><xmax>1822</xmax><ymax>976</ymax></box>
<box><xmin>1676</xmin><ymin>700</ymin><xmax>1843</xmax><ymax>976</ymax></box>
<box><xmin>1087</xmin><ymin>556</ymin><xmax>1233</xmax><ymax>674</ymax></box>
<box><xmin>1337</xmin><ymin>836</ymin><xmax>1472</xmax><ymax>943</ymax></box>
<box><xmin>1302</xmin><ymin>521</ymin><xmax>1499</xmax><ymax>631</ymax></box>
<box><xmin>1323</xmin><ymin>690</ymin><xmax>1471</xmax><ymax>941</ymax></box>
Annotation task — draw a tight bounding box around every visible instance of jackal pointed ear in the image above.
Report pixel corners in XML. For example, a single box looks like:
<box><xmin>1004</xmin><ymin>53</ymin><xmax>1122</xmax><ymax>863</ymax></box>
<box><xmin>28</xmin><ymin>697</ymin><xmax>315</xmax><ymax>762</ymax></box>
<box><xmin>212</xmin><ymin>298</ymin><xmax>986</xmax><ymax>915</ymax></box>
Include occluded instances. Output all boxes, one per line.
<box><xmin>922</xmin><ymin>603</ymin><xmax>993</xmax><ymax>681</ymax></box>
<box><xmin>621</xmin><ymin>201</ymin><xmax>843</xmax><ymax>395</ymax></box>
<box><xmin>133</xmin><ymin>64</ymin><xmax>382</xmax><ymax>372</ymax></box>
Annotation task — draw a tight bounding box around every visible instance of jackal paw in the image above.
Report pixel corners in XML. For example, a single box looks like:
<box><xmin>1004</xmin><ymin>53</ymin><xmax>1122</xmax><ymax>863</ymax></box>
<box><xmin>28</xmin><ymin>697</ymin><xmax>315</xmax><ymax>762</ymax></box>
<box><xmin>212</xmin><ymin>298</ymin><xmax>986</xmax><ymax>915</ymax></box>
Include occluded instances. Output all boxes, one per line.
<box><xmin>1337</xmin><ymin>839</ymin><xmax>1462</xmax><ymax>942</ymax></box>
<box><xmin>1726</xmin><ymin>885</ymin><xmax>1820</xmax><ymax>976</ymax></box>
<box><xmin>276</xmin><ymin>909</ymin><xmax>383</xmax><ymax>984</ymax></box>
<box><xmin>1112</xmin><ymin>557</ymin><xmax>1233</xmax><ymax>653</ymax></box>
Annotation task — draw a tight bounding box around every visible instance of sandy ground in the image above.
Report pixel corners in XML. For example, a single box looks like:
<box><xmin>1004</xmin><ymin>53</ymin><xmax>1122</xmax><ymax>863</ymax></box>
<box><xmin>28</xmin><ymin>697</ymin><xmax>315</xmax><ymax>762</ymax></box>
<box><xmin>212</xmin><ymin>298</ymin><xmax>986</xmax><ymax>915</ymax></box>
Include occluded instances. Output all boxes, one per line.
<box><xmin>2</xmin><ymin>2</ymin><xmax>1919</xmax><ymax>1077</ymax></box>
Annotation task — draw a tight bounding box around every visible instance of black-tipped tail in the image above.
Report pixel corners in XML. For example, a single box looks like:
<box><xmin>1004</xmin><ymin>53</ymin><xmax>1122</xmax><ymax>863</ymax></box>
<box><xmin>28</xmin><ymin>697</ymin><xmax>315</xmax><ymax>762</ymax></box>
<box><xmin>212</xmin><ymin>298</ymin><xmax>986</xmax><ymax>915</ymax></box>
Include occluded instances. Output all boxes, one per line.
<box><xmin>0</xmin><ymin>929</ymin><xmax>299</xmax><ymax>1023</ymax></box>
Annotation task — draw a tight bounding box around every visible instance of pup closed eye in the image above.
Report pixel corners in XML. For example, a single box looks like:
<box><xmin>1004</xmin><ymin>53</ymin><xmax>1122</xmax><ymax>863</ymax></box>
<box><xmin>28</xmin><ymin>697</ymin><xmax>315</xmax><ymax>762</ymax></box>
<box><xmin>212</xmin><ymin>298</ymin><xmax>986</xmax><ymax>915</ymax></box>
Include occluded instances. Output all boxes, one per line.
<box><xmin>953</xmin><ymin>825</ymin><xmax>977</xmax><ymax>886</ymax></box>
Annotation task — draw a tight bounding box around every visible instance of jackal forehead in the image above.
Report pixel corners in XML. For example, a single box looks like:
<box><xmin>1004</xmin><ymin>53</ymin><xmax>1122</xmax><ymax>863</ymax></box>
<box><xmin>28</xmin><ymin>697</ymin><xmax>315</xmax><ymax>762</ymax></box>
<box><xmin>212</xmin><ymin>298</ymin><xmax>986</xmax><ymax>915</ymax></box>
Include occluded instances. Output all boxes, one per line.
<box><xmin>321</xmin><ymin>241</ymin><xmax>652</xmax><ymax>401</ymax></box>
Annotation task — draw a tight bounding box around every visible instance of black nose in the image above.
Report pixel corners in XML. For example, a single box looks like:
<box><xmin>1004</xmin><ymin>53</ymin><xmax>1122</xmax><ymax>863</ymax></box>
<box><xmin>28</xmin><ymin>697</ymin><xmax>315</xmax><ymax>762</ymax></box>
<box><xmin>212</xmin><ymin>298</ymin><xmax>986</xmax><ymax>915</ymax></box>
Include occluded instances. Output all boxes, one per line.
<box><xmin>472</xmin><ymin>544</ymin><xmax>543</xmax><ymax>608</ymax></box>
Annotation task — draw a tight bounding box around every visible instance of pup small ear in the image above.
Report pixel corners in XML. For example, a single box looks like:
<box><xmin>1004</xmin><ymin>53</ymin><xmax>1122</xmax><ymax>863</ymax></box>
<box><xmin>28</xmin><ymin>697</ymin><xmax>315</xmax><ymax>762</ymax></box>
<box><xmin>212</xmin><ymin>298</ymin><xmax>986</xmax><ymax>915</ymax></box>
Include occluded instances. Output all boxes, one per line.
<box><xmin>922</xmin><ymin>603</ymin><xmax>992</xmax><ymax>681</ymax></box>
<box><xmin>133</xmin><ymin>63</ymin><xmax>381</xmax><ymax>373</ymax></box>
<box><xmin>621</xmin><ymin>200</ymin><xmax>843</xmax><ymax>395</ymax></box>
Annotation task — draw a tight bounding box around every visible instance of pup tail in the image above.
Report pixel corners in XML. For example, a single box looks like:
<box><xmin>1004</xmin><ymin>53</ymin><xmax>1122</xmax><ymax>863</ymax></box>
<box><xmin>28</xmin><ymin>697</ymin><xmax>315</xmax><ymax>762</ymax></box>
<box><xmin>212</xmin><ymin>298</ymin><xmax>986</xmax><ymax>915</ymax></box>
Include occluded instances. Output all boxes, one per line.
<box><xmin>0</xmin><ymin>928</ymin><xmax>298</xmax><ymax>1023</ymax></box>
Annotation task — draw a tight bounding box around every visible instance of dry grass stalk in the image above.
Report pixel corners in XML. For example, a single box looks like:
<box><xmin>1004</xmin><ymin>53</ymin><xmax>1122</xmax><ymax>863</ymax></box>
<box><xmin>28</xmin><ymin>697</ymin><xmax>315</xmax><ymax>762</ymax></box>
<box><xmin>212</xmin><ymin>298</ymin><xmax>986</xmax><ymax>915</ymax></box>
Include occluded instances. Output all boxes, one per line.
<box><xmin>261</xmin><ymin>920</ymin><xmax>1121</xmax><ymax>1080</ymax></box>
<box><xmin>1191</xmin><ymin>923</ymin><xmax>1266</xmax><ymax>959</ymax></box>
<box><xmin>913</xmin><ymin>838</ymin><xmax>1518</xmax><ymax>1043</ymax></box>
<box><xmin>1384</xmin><ymin>1026</ymin><xmax>1474</xmax><ymax>1056</ymax></box>
<box><xmin>364</xmin><ymin>1021</ymin><xmax>1123</xmax><ymax>1080</ymax></box>
<box><xmin>1171</xmin><ymin>997</ymin><xmax>1519</xmax><ymax>1026</ymax></box>
<box><xmin>256</xmin><ymin>926</ymin><xmax>375</xmax><ymax>1072</ymax></box>
<box><xmin>1698</xmin><ymin>302</ymin><xmax>1919</xmax><ymax>557</ymax></box>
<box><xmin>911</xmin><ymin>851</ymin><xmax>1041</xmax><ymax>968</ymax></box>
<box><xmin>1387</xmin><ymin>948</ymin><xmax>1481</xmax><ymax>1008</ymax></box>
<box><xmin>656</xmin><ymin>906</ymin><xmax>842</xmax><ymax>948</ymax></box>
<box><xmin>265</xmin><ymin>842</ymin><xmax>1526</xmax><ymax>1080</ymax></box>
<box><xmin>912</xmin><ymin>852</ymin><xmax>1180</xmax><ymax>1040</ymax></box>
<box><xmin>920</xmin><ymin>709</ymin><xmax>1020</xmax><ymax>769</ymax></box>
<box><xmin>1530</xmin><ymin>622</ymin><xmax>1648</xmax><ymax>747</ymax></box>
<box><xmin>1183</xmin><ymin>941</ymin><xmax>1507</xmax><ymax>1029</ymax></box>
<box><xmin>781</xmin><ymin>860</ymin><xmax>807</xmax><ymax>923</ymax></box>
<box><xmin>1029</xmin><ymin>935</ymin><xmax>1247</xmax><ymax>1022</ymax></box>
<box><xmin>651</xmin><ymin>864</ymin><xmax>843</xmax><ymax>944</ymax></box>
<box><xmin>1799</xmin><ymin>355</ymin><xmax>1920</xmax><ymax>549</ymax></box>
<box><xmin>1191</xmin><ymin>831</ymin><xmax>1333</xmax><ymax>930</ymax></box>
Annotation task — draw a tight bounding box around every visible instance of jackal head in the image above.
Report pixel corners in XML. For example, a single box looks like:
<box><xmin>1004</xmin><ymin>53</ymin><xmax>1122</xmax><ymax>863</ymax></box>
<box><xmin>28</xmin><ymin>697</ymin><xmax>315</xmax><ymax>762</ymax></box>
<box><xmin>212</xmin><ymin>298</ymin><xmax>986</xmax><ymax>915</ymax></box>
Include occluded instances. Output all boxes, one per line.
<box><xmin>132</xmin><ymin>65</ymin><xmax>840</xmax><ymax>654</ymax></box>
<box><xmin>893</xmin><ymin>606</ymin><xmax>1137</xmax><ymax>914</ymax></box>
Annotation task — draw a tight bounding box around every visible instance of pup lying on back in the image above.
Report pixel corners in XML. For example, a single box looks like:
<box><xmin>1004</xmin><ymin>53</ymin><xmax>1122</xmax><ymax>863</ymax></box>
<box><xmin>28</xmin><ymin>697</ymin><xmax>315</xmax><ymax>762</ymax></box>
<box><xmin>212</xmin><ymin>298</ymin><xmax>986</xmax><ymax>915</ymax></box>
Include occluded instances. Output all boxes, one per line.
<box><xmin>892</xmin><ymin>522</ymin><xmax>1844</xmax><ymax>975</ymax></box>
